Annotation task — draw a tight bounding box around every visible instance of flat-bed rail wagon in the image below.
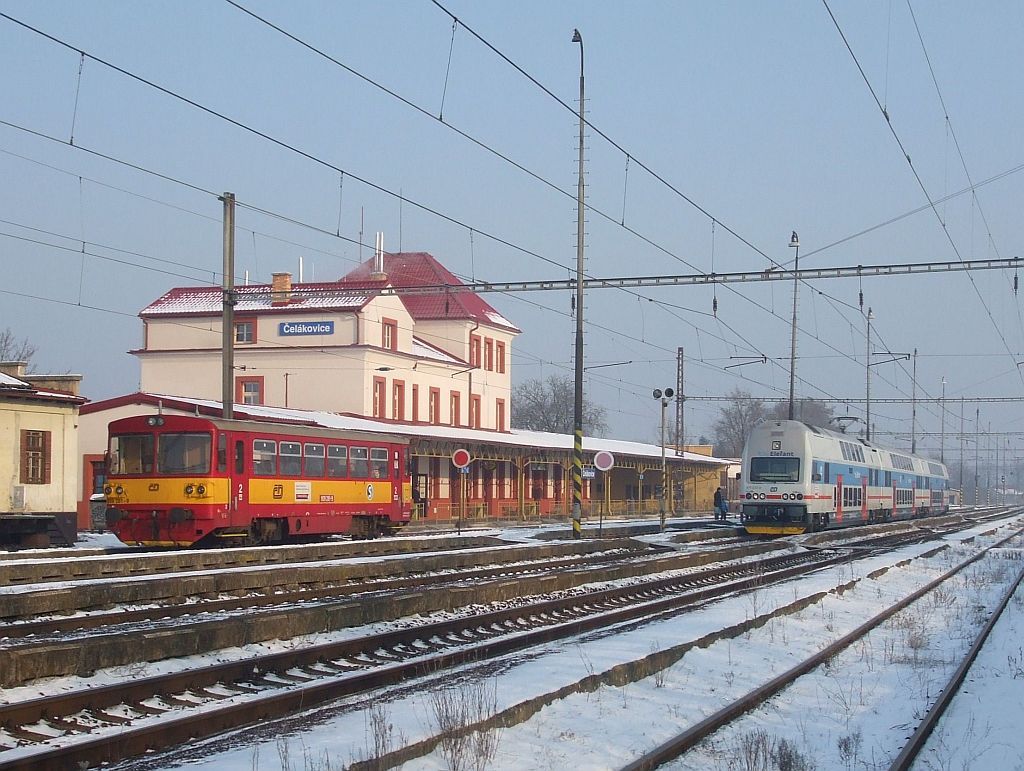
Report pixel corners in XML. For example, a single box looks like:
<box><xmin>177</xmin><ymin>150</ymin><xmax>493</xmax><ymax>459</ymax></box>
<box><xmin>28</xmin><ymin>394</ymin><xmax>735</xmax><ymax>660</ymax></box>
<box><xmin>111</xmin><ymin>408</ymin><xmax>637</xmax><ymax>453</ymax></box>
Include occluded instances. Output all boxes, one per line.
<box><xmin>741</xmin><ymin>419</ymin><xmax>949</xmax><ymax>535</ymax></box>
<box><xmin>104</xmin><ymin>413</ymin><xmax>412</xmax><ymax>547</ymax></box>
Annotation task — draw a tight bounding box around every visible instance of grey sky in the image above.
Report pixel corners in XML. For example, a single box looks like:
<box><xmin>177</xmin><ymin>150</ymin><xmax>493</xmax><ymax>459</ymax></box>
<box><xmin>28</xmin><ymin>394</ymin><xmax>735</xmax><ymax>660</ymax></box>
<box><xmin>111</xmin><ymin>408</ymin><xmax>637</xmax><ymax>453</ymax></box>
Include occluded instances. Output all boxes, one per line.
<box><xmin>1</xmin><ymin>1</ymin><xmax>1021</xmax><ymax>455</ymax></box>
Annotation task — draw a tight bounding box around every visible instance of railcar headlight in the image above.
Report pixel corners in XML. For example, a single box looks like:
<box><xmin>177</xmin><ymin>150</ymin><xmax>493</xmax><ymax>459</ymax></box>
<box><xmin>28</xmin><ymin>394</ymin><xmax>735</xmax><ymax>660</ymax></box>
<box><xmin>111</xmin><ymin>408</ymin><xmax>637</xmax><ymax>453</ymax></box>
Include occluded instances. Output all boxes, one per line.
<box><xmin>797</xmin><ymin>493</ymin><xmax>804</xmax><ymax>500</ymax></box>
<box><xmin>759</xmin><ymin>493</ymin><xmax>767</xmax><ymax>500</ymax></box>
<box><xmin>782</xmin><ymin>493</ymin><xmax>790</xmax><ymax>500</ymax></box>
<box><xmin>115</xmin><ymin>485</ymin><xmax>124</xmax><ymax>495</ymax></box>
<box><xmin>196</xmin><ymin>484</ymin><xmax>206</xmax><ymax>496</ymax></box>
<box><xmin>184</xmin><ymin>484</ymin><xmax>195</xmax><ymax>495</ymax></box>
<box><xmin>104</xmin><ymin>485</ymin><xmax>113</xmax><ymax>495</ymax></box>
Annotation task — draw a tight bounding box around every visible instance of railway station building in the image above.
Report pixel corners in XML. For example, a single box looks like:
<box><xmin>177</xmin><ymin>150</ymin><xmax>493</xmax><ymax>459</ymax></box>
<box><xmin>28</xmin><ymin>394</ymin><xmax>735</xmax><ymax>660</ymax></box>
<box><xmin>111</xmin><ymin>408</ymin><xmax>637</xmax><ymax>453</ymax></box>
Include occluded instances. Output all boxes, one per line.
<box><xmin>76</xmin><ymin>248</ymin><xmax>731</xmax><ymax>526</ymax></box>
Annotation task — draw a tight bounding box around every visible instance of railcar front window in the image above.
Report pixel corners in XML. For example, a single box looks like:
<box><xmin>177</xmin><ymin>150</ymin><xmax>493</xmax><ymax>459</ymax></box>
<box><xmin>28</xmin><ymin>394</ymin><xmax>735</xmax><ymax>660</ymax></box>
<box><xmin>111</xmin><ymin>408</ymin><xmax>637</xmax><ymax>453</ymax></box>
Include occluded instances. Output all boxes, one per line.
<box><xmin>109</xmin><ymin>434</ymin><xmax>155</xmax><ymax>475</ymax></box>
<box><xmin>749</xmin><ymin>457</ymin><xmax>800</xmax><ymax>483</ymax></box>
<box><xmin>158</xmin><ymin>433</ymin><xmax>211</xmax><ymax>474</ymax></box>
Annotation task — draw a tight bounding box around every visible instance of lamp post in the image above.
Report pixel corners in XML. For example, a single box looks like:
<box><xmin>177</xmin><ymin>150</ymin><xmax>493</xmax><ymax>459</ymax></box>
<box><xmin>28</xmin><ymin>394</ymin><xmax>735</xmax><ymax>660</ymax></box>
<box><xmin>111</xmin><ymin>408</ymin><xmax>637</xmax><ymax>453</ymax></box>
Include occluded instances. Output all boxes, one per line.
<box><xmin>570</xmin><ymin>28</ymin><xmax>585</xmax><ymax>540</ymax></box>
<box><xmin>787</xmin><ymin>231</ymin><xmax>800</xmax><ymax>420</ymax></box>
<box><xmin>653</xmin><ymin>388</ymin><xmax>675</xmax><ymax>531</ymax></box>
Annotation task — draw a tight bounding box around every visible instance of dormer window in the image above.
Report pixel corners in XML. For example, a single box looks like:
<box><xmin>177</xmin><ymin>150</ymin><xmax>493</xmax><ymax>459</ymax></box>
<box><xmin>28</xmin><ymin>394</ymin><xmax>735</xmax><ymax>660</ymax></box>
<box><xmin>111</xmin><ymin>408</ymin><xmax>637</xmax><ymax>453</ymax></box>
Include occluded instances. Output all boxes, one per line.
<box><xmin>382</xmin><ymin>319</ymin><xmax>398</xmax><ymax>351</ymax></box>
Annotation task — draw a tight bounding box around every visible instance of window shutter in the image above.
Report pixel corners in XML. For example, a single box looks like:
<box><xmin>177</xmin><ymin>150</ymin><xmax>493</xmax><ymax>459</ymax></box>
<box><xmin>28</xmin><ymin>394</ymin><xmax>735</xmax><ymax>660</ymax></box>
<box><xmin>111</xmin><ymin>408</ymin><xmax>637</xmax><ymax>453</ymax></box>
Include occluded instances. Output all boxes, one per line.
<box><xmin>19</xmin><ymin>429</ymin><xmax>28</xmax><ymax>483</ymax></box>
<box><xmin>43</xmin><ymin>431</ymin><xmax>52</xmax><ymax>485</ymax></box>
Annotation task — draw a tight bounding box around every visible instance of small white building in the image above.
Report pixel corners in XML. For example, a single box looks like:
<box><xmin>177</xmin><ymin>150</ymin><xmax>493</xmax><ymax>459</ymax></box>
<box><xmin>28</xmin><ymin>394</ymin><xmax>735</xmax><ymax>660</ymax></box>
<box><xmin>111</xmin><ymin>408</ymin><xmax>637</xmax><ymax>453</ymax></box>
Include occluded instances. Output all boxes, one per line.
<box><xmin>0</xmin><ymin>362</ymin><xmax>85</xmax><ymax>545</ymax></box>
<box><xmin>135</xmin><ymin>251</ymin><xmax>519</xmax><ymax>431</ymax></box>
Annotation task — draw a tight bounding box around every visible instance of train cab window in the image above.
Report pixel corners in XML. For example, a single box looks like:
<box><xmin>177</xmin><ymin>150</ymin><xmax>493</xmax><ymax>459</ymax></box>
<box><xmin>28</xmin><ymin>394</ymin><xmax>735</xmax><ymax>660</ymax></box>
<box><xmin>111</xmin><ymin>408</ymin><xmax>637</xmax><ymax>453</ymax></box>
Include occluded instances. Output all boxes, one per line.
<box><xmin>370</xmin><ymin>448</ymin><xmax>389</xmax><ymax>479</ymax></box>
<box><xmin>327</xmin><ymin>446</ymin><xmax>348</xmax><ymax>478</ymax></box>
<box><xmin>235</xmin><ymin>440</ymin><xmax>245</xmax><ymax>474</ymax></box>
<box><xmin>253</xmin><ymin>440</ymin><xmax>277</xmax><ymax>476</ymax></box>
<box><xmin>158</xmin><ymin>433</ymin><xmax>211</xmax><ymax>475</ymax></box>
<box><xmin>351</xmin><ymin>447</ymin><xmax>369</xmax><ymax>478</ymax></box>
<box><xmin>109</xmin><ymin>434</ymin><xmax>155</xmax><ymax>475</ymax></box>
<box><xmin>280</xmin><ymin>442</ymin><xmax>302</xmax><ymax>476</ymax></box>
<box><xmin>304</xmin><ymin>443</ymin><xmax>325</xmax><ymax>477</ymax></box>
<box><xmin>749</xmin><ymin>457</ymin><xmax>800</xmax><ymax>483</ymax></box>
<box><xmin>217</xmin><ymin>434</ymin><xmax>227</xmax><ymax>473</ymax></box>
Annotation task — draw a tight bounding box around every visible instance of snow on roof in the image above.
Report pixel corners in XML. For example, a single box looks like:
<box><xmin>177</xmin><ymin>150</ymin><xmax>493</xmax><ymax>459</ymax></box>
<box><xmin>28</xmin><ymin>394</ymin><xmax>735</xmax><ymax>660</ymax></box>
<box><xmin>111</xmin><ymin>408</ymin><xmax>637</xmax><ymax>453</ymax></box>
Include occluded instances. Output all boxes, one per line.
<box><xmin>0</xmin><ymin>372</ymin><xmax>30</xmax><ymax>388</ymax></box>
<box><xmin>341</xmin><ymin>252</ymin><xmax>521</xmax><ymax>333</ymax></box>
<box><xmin>140</xmin><ymin>281</ymin><xmax>386</xmax><ymax>317</ymax></box>
<box><xmin>113</xmin><ymin>394</ymin><xmax>728</xmax><ymax>465</ymax></box>
<box><xmin>411</xmin><ymin>337</ymin><xmax>464</xmax><ymax>365</ymax></box>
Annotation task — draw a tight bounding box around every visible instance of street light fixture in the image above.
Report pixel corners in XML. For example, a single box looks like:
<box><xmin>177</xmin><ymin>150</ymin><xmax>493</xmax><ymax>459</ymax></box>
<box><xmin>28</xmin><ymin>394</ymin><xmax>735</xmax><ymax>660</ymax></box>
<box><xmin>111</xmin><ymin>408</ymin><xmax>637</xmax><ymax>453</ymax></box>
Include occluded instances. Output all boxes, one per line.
<box><xmin>787</xmin><ymin>231</ymin><xmax>800</xmax><ymax>420</ymax></box>
<box><xmin>653</xmin><ymin>387</ymin><xmax>675</xmax><ymax>532</ymax></box>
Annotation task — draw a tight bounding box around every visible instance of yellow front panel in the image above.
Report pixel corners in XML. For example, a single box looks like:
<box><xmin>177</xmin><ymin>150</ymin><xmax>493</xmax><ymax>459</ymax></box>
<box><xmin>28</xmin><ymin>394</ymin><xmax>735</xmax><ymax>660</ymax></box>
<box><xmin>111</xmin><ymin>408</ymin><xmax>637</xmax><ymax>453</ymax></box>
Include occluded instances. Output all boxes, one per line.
<box><xmin>745</xmin><ymin>525</ymin><xmax>807</xmax><ymax>535</ymax></box>
<box><xmin>247</xmin><ymin>478</ymin><xmax>393</xmax><ymax>506</ymax></box>
<box><xmin>106</xmin><ymin>477</ymin><xmax>229</xmax><ymax>506</ymax></box>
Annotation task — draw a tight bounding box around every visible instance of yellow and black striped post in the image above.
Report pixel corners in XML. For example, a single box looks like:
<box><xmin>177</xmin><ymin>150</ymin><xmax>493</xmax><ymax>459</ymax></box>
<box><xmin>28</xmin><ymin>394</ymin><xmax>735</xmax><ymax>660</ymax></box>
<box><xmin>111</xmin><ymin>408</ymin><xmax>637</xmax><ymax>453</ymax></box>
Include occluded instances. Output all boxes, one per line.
<box><xmin>572</xmin><ymin>429</ymin><xmax>583</xmax><ymax>538</ymax></box>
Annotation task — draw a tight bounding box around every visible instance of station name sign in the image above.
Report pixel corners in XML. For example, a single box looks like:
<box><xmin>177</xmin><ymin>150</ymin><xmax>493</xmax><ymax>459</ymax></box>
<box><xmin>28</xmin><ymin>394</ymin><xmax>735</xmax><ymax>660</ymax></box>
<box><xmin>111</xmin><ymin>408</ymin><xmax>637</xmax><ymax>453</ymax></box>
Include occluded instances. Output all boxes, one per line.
<box><xmin>279</xmin><ymin>321</ymin><xmax>334</xmax><ymax>336</ymax></box>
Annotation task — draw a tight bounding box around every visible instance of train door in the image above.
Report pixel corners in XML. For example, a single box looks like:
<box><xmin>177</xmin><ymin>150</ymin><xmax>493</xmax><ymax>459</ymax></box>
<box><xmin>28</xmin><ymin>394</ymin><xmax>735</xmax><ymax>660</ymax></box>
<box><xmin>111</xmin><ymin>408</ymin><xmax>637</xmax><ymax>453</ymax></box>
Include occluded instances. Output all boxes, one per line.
<box><xmin>861</xmin><ymin>476</ymin><xmax>868</xmax><ymax>521</ymax></box>
<box><xmin>233</xmin><ymin>438</ymin><xmax>245</xmax><ymax>514</ymax></box>
<box><xmin>911</xmin><ymin>480</ymin><xmax>917</xmax><ymax>517</ymax></box>
<box><xmin>835</xmin><ymin>473</ymin><xmax>843</xmax><ymax>523</ymax></box>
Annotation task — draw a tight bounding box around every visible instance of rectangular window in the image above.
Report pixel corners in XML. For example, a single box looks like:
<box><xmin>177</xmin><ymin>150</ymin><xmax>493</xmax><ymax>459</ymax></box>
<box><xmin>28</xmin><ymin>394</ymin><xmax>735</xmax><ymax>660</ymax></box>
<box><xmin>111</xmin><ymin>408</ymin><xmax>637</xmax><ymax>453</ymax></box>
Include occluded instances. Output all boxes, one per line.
<box><xmin>450</xmin><ymin>391</ymin><xmax>461</xmax><ymax>426</ymax></box>
<box><xmin>304</xmin><ymin>443</ymin><xmax>325</xmax><ymax>477</ymax></box>
<box><xmin>279</xmin><ymin>442</ymin><xmax>302</xmax><ymax>476</ymax></box>
<box><xmin>392</xmin><ymin>380</ymin><xmax>405</xmax><ymax>421</ymax></box>
<box><xmin>748</xmin><ymin>457</ymin><xmax>800</xmax><ymax>483</ymax></box>
<box><xmin>253</xmin><ymin>440</ymin><xmax>277</xmax><ymax>476</ymax></box>
<box><xmin>90</xmin><ymin>460</ymin><xmax>107</xmax><ymax>494</ymax></box>
<box><xmin>411</xmin><ymin>384</ymin><xmax>420</xmax><ymax>422</ymax></box>
<box><xmin>158</xmin><ymin>433</ymin><xmax>212</xmax><ymax>474</ymax></box>
<box><xmin>21</xmin><ymin>430</ymin><xmax>51</xmax><ymax>484</ymax></box>
<box><xmin>370</xmin><ymin>448</ymin><xmax>389</xmax><ymax>479</ymax></box>
<box><xmin>484</xmin><ymin>338</ymin><xmax>494</xmax><ymax>371</ymax></box>
<box><xmin>234</xmin><ymin>319</ymin><xmax>256</xmax><ymax>344</ymax></box>
<box><xmin>327</xmin><ymin>445</ymin><xmax>348</xmax><ymax>478</ymax></box>
<box><xmin>108</xmin><ymin>433</ymin><xmax>154</xmax><ymax>476</ymax></box>
<box><xmin>470</xmin><ymin>394</ymin><xmax>481</xmax><ymax>429</ymax></box>
<box><xmin>495</xmin><ymin>399</ymin><xmax>506</xmax><ymax>432</ymax></box>
<box><xmin>235</xmin><ymin>376</ymin><xmax>264</xmax><ymax>406</ymax></box>
<box><xmin>429</xmin><ymin>388</ymin><xmax>441</xmax><ymax>425</ymax></box>
<box><xmin>373</xmin><ymin>376</ymin><xmax>387</xmax><ymax>418</ymax></box>
<box><xmin>495</xmin><ymin>341</ymin><xmax>506</xmax><ymax>373</ymax></box>
<box><xmin>470</xmin><ymin>334</ymin><xmax>481</xmax><ymax>368</ymax></box>
<box><xmin>382</xmin><ymin>318</ymin><xmax>398</xmax><ymax>351</ymax></box>
<box><xmin>351</xmin><ymin>447</ymin><xmax>369</xmax><ymax>478</ymax></box>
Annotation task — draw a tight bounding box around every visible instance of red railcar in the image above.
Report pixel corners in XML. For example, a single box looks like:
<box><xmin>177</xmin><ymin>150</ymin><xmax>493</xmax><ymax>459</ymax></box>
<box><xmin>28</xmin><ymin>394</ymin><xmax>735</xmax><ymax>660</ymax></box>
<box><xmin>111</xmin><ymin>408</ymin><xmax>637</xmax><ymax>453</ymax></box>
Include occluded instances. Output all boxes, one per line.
<box><xmin>104</xmin><ymin>414</ymin><xmax>412</xmax><ymax>547</ymax></box>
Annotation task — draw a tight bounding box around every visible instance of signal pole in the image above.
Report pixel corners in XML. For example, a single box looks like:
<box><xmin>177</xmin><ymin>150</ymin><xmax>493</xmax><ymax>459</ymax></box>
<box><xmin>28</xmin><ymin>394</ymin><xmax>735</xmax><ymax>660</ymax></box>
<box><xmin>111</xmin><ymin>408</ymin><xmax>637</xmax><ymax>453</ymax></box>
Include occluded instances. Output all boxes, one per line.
<box><xmin>571</xmin><ymin>28</ymin><xmax>585</xmax><ymax>539</ymax></box>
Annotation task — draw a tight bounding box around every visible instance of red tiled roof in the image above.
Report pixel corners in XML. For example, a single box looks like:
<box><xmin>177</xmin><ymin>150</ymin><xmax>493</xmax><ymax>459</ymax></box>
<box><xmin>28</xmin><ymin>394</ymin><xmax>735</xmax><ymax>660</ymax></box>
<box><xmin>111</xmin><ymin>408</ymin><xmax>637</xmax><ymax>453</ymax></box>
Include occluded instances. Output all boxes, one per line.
<box><xmin>139</xmin><ymin>279</ymin><xmax>387</xmax><ymax>317</ymax></box>
<box><xmin>340</xmin><ymin>252</ymin><xmax>520</xmax><ymax>333</ymax></box>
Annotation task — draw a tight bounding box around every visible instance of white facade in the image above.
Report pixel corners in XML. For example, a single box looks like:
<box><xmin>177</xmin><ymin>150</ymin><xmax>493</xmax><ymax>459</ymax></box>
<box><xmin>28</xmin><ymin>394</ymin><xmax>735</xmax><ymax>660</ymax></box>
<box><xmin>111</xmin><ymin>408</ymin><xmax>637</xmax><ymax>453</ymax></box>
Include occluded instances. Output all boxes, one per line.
<box><xmin>134</xmin><ymin>257</ymin><xmax>518</xmax><ymax>432</ymax></box>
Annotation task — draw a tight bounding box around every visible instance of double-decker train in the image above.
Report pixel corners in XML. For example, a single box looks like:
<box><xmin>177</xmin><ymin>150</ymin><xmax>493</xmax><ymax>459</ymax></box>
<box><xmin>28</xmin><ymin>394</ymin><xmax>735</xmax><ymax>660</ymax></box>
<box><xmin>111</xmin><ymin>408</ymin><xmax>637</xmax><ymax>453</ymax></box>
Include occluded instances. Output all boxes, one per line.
<box><xmin>104</xmin><ymin>413</ymin><xmax>412</xmax><ymax>547</ymax></box>
<box><xmin>741</xmin><ymin>419</ymin><xmax>949</xmax><ymax>535</ymax></box>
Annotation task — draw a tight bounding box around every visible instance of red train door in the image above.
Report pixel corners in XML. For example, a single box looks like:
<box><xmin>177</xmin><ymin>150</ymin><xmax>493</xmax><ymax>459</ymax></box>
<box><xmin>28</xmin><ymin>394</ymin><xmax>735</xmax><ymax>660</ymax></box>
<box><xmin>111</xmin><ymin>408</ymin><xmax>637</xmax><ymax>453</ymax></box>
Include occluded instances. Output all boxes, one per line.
<box><xmin>836</xmin><ymin>473</ymin><xmax>843</xmax><ymax>523</ymax></box>
<box><xmin>861</xmin><ymin>476</ymin><xmax>868</xmax><ymax>521</ymax></box>
<box><xmin>911</xmin><ymin>481</ymin><xmax>917</xmax><ymax>517</ymax></box>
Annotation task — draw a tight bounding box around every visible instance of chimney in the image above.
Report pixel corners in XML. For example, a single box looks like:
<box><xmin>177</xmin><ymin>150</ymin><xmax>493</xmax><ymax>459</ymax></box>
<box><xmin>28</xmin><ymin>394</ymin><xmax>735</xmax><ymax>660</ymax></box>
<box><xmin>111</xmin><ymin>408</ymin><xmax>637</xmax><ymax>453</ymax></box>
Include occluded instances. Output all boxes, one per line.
<box><xmin>0</xmin><ymin>361</ymin><xmax>28</xmax><ymax>379</ymax></box>
<box><xmin>271</xmin><ymin>272</ymin><xmax>292</xmax><ymax>306</ymax></box>
<box><xmin>370</xmin><ymin>232</ymin><xmax>388</xmax><ymax>280</ymax></box>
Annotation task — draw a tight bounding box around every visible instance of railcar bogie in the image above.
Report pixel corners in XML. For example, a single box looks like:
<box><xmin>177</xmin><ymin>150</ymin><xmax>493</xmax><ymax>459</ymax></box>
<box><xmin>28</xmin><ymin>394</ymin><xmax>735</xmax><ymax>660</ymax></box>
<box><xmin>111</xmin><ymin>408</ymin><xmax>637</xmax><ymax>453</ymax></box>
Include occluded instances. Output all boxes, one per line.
<box><xmin>103</xmin><ymin>414</ymin><xmax>412</xmax><ymax>548</ymax></box>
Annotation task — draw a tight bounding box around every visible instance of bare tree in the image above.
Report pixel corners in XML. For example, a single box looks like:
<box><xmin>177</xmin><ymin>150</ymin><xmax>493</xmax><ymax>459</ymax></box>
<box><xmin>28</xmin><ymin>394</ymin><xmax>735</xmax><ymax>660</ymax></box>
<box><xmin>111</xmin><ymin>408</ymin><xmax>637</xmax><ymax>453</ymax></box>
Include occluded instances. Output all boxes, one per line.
<box><xmin>768</xmin><ymin>398</ymin><xmax>834</xmax><ymax>427</ymax></box>
<box><xmin>712</xmin><ymin>388</ymin><xmax>767</xmax><ymax>457</ymax></box>
<box><xmin>0</xmin><ymin>328</ymin><xmax>36</xmax><ymax>370</ymax></box>
<box><xmin>512</xmin><ymin>374</ymin><xmax>609</xmax><ymax>436</ymax></box>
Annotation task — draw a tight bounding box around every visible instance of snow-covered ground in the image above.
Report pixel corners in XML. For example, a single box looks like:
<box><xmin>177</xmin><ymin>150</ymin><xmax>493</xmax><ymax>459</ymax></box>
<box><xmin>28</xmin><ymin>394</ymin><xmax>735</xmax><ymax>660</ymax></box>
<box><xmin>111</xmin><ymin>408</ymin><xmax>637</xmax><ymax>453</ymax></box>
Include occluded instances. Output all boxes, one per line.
<box><xmin>107</xmin><ymin>518</ymin><xmax>1023</xmax><ymax>770</ymax></box>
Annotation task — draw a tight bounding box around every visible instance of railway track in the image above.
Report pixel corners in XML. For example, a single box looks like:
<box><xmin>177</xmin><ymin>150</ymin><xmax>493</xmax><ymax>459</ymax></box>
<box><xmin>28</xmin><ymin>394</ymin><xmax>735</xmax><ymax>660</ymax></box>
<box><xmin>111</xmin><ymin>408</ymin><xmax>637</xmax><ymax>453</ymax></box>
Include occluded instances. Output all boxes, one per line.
<box><xmin>0</xmin><ymin>545</ymin><xmax>861</xmax><ymax>770</ymax></box>
<box><xmin>619</xmin><ymin>525</ymin><xmax>1024</xmax><ymax>771</ymax></box>
<box><xmin>1</xmin><ymin>542</ymin><xmax>653</xmax><ymax>639</ymax></box>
